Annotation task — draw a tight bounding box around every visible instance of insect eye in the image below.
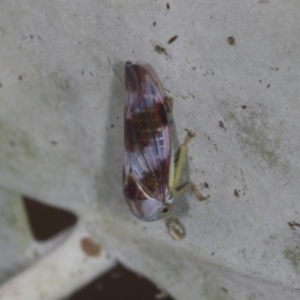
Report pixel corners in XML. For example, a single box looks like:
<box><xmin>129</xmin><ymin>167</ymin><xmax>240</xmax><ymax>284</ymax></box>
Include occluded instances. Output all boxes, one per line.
<box><xmin>158</xmin><ymin>204</ymin><xmax>171</xmax><ymax>219</ymax></box>
<box><xmin>162</xmin><ymin>206</ymin><xmax>169</xmax><ymax>213</ymax></box>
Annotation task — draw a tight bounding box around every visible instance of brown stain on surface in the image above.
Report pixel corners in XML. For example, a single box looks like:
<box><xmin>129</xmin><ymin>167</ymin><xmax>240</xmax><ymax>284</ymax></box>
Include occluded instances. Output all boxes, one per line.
<box><xmin>81</xmin><ymin>237</ymin><xmax>101</xmax><ymax>257</ymax></box>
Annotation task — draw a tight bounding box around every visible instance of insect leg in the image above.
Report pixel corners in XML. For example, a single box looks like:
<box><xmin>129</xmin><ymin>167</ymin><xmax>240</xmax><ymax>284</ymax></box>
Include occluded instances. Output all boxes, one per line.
<box><xmin>170</xmin><ymin>130</ymin><xmax>206</xmax><ymax>201</ymax></box>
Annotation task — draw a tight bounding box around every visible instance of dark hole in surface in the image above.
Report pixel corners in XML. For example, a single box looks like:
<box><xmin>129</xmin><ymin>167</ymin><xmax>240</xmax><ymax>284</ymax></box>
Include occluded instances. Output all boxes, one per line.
<box><xmin>23</xmin><ymin>196</ymin><xmax>77</xmax><ymax>241</ymax></box>
<box><xmin>23</xmin><ymin>197</ymin><xmax>175</xmax><ymax>299</ymax></box>
<box><xmin>70</xmin><ymin>263</ymin><xmax>174</xmax><ymax>300</ymax></box>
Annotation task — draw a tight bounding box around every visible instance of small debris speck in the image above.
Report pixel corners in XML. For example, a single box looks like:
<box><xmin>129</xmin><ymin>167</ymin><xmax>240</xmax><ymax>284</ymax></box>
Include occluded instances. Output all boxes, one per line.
<box><xmin>166</xmin><ymin>3</ymin><xmax>170</xmax><ymax>9</ymax></box>
<box><xmin>288</xmin><ymin>221</ymin><xmax>300</xmax><ymax>230</ymax></box>
<box><xmin>154</xmin><ymin>45</ymin><xmax>166</xmax><ymax>55</ymax></box>
<box><xmin>168</xmin><ymin>35</ymin><xmax>178</xmax><ymax>44</ymax></box>
<box><xmin>227</xmin><ymin>36</ymin><xmax>235</xmax><ymax>45</ymax></box>
<box><xmin>234</xmin><ymin>189</ymin><xmax>239</xmax><ymax>197</ymax></box>
<box><xmin>166</xmin><ymin>218</ymin><xmax>185</xmax><ymax>241</ymax></box>
<box><xmin>218</xmin><ymin>120</ymin><xmax>226</xmax><ymax>130</ymax></box>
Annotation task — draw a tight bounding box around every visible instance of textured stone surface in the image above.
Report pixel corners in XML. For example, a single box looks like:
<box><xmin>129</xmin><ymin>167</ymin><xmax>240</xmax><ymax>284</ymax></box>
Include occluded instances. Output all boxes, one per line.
<box><xmin>0</xmin><ymin>0</ymin><xmax>300</xmax><ymax>299</ymax></box>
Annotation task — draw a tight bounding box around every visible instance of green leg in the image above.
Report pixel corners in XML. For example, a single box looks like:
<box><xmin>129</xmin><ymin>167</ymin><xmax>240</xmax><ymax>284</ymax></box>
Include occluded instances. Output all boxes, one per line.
<box><xmin>169</xmin><ymin>130</ymin><xmax>206</xmax><ymax>201</ymax></box>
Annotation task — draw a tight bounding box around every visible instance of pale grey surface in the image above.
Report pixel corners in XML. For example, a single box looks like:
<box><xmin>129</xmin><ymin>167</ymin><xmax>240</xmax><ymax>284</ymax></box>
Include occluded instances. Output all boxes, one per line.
<box><xmin>0</xmin><ymin>0</ymin><xmax>300</xmax><ymax>299</ymax></box>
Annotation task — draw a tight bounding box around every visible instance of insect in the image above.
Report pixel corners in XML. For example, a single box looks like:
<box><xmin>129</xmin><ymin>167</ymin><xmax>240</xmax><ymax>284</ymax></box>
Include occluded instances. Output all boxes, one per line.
<box><xmin>123</xmin><ymin>61</ymin><xmax>205</xmax><ymax>221</ymax></box>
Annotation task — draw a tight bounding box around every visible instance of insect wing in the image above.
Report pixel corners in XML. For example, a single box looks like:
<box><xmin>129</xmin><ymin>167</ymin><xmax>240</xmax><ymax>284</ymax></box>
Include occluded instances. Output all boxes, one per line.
<box><xmin>123</xmin><ymin>62</ymin><xmax>171</xmax><ymax>220</ymax></box>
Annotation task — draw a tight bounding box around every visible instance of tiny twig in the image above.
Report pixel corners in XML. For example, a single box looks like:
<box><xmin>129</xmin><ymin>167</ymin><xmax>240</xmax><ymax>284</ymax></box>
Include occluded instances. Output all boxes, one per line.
<box><xmin>240</xmin><ymin>169</ymin><xmax>247</xmax><ymax>190</ymax></box>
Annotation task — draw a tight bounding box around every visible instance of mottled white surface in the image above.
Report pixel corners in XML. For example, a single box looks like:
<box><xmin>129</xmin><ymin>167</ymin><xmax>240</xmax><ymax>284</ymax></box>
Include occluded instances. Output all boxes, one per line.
<box><xmin>0</xmin><ymin>0</ymin><xmax>300</xmax><ymax>299</ymax></box>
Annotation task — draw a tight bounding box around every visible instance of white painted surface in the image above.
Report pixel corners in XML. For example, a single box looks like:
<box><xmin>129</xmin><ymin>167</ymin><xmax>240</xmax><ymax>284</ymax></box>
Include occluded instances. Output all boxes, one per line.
<box><xmin>0</xmin><ymin>1</ymin><xmax>300</xmax><ymax>299</ymax></box>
